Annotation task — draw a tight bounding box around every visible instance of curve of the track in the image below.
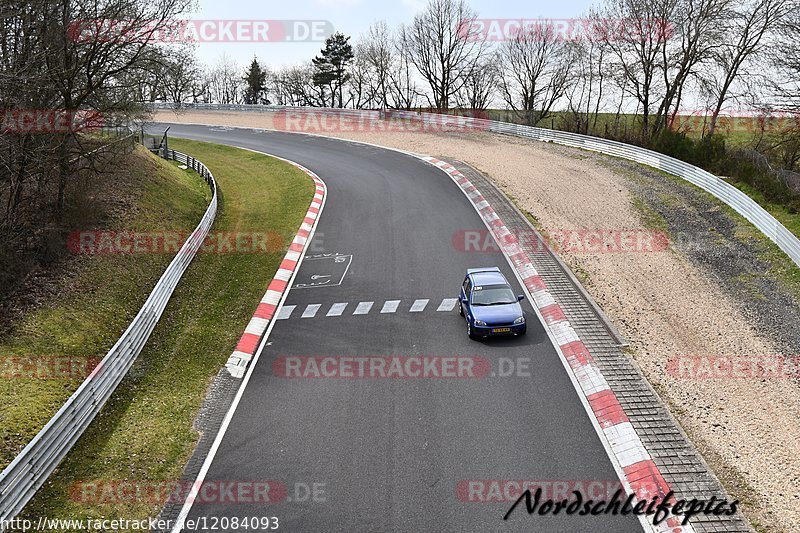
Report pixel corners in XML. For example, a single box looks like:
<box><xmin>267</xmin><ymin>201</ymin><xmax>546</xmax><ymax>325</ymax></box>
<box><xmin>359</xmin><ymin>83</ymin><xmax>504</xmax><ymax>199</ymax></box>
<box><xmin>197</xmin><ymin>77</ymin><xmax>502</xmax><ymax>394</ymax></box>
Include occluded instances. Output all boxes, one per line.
<box><xmin>153</xmin><ymin>123</ymin><xmax>642</xmax><ymax>533</ymax></box>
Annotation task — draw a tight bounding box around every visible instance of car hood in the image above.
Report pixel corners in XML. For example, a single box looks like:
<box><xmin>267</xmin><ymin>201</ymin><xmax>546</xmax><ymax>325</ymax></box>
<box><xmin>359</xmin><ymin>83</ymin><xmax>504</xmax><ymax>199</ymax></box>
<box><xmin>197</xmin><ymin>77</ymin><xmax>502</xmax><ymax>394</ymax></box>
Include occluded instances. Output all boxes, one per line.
<box><xmin>471</xmin><ymin>302</ymin><xmax>523</xmax><ymax>324</ymax></box>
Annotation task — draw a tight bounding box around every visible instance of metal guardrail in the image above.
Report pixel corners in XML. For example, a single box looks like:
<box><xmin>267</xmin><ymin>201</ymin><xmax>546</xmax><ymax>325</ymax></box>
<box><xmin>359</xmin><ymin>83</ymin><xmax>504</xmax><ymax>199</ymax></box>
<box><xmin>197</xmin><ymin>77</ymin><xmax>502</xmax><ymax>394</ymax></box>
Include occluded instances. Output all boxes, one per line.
<box><xmin>0</xmin><ymin>147</ymin><xmax>217</xmax><ymax>527</ymax></box>
<box><xmin>83</xmin><ymin>129</ymin><xmax>137</xmax><ymax>159</ymax></box>
<box><xmin>478</xmin><ymin>118</ymin><xmax>800</xmax><ymax>268</ymax></box>
<box><xmin>2</xmin><ymin>103</ymin><xmax>787</xmax><ymax>522</ymax></box>
<box><xmin>152</xmin><ymin>102</ymin><xmax>800</xmax><ymax>268</ymax></box>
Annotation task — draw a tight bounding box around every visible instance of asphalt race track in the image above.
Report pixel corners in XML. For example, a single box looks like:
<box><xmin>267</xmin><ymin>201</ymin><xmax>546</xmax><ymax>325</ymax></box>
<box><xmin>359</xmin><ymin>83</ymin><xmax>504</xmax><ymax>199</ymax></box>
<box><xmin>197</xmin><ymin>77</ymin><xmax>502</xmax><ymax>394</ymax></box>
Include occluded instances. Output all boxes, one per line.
<box><xmin>152</xmin><ymin>123</ymin><xmax>643</xmax><ymax>533</ymax></box>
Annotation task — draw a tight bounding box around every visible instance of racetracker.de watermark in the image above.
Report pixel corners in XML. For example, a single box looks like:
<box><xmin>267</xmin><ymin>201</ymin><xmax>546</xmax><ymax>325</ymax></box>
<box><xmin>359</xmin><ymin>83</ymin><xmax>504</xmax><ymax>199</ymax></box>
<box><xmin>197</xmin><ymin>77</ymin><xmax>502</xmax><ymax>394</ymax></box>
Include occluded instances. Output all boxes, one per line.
<box><xmin>0</xmin><ymin>355</ymin><xmax>101</xmax><ymax>380</ymax></box>
<box><xmin>458</xmin><ymin>18</ymin><xmax>674</xmax><ymax>42</ymax></box>
<box><xmin>1</xmin><ymin>109</ymin><xmax>104</xmax><ymax>134</ymax></box>
<box><xmin>69</xmin><ymin>480</ymin><xmax>326</xmax><ymax>505</ymax></box>
<box><xmin>667</xmin><ymin>355</ymin><xmax>800</xmax><ymax>379</ymax></box>
<box><xmin>67</xmin><ymin>19</ymin><xmax>334</xmax><ymax>43</ymax></box>
<box><xmin>272</xmin><ymin>110</ymin><xmax>490</xmax><ymax>133</ymax></box>
<box><xmin>272</xmin><ymin>356</ymin><xmax>533</xmax><ymax>379</ymax></box>
<box><xmin>453</xmin><ymin>229</ymin><xmax>670</xmax><ymax>254</ymax></box>
<box><xmin>67</xmin><ymin>231</ymin><xmax>284</xmax><ymax>255</ymax></box>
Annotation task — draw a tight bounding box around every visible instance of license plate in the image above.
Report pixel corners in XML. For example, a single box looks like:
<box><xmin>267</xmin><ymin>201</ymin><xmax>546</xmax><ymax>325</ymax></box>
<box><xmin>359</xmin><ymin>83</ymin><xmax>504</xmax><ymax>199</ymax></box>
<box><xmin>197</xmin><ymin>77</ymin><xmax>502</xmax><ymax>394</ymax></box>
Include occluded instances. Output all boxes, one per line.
<box><xmin>492</xmin><ymin>327</ymin><xmax>511</xmax><ymax>333</ymax></box>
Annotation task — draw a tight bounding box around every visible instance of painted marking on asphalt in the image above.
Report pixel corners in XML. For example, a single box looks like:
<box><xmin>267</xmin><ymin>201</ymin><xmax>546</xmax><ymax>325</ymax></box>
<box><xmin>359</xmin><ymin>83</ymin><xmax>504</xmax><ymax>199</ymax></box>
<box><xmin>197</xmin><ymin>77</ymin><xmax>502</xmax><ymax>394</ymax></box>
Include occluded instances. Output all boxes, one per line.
<box><xmin>437</xmin><ymin>298</ymin><xmax>458</xmax><ymax>311</ymax></box>
<box><xmin>409</xmin><ymin>299</ymin><xmax>429</xmax><ymax>312</ymax></box>
<box><xmin>353</xmin><ymin>301</ymin><xmax>374</xmax><ymax>315</ymax></box>
<box><xmin>327</xmin><ymin>303</ymin><xmax>348</xmax><ymax>316</ymax></box>
<box><xmin>294</xmin><ymin>253</ymin><xmax>353</xmax><ymax>289</ymax></box>
<box><xmin>276</xmin><ymin>305</ymin><xmax>296</xmax><ymax>320</ymax></box>
<box><xmin>302</xmin><ymin>304</ymin><xmax>321</xmax><ymax>318</ymax></box>
<box><xmin>381</xmin><ymin>300</ymin><xmax>400</xmax><ymax>313</ymax></box>
<box><xmin>278</xmin><ymin>299</ymin><xmax>463</xmax><ymax>319</ymax></box>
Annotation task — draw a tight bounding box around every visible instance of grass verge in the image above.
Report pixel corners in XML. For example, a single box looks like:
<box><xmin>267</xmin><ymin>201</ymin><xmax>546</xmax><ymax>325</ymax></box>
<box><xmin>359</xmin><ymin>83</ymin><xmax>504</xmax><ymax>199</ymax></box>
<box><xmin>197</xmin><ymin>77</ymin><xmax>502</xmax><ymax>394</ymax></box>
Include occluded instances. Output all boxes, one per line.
<box><xmin>729</xmin><ymin>180</ymin><xmax>800</xmax><ymax>238</ymax></box>
<box><xmin>0</xmin><ymin>145</ymin><xmax>210</xmax><ymax>470</ymax></box>
<box><xmin>8</xmin><ymin>139</ymin><xmax>313</xmax><ymax>528</ymax></box>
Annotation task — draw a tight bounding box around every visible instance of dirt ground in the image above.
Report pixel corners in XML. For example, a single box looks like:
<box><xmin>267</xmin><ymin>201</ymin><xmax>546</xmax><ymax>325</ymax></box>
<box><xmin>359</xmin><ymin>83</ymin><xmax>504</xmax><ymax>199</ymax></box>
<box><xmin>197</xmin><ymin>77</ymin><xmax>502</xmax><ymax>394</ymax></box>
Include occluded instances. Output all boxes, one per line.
<box><xmin>155</xmin><ymin>110</ymin><xmax>800</xmax><ymax>532</ymax></box>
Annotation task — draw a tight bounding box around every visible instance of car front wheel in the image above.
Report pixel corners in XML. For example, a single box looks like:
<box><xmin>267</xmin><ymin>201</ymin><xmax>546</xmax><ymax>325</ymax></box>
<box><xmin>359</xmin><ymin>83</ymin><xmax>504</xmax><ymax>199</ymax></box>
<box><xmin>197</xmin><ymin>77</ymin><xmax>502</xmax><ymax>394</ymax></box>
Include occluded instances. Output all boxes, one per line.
<box><xmin>467</xmin><ymin>321</ymin><xmax>478</xmax><ymax>340</ymax></box>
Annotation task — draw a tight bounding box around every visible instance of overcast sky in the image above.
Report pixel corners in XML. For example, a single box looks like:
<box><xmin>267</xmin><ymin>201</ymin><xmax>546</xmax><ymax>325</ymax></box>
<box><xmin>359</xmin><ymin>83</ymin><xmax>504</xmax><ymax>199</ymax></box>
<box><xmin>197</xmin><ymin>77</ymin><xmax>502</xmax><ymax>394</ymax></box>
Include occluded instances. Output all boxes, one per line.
<box><xmin>189</xmin><ymin>0</ymin><xmax>596</xmax><ymax>68</ymax></box>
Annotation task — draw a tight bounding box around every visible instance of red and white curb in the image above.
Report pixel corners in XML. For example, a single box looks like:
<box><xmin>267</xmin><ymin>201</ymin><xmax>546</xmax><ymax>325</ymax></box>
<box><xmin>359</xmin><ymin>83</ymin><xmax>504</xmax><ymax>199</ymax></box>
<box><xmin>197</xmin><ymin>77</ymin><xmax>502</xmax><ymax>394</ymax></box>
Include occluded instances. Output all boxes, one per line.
<box><xmin>420</xmin><ymin>156</ymin><xmax>690</xmax><ymax>533</ymax></box>
<box><xmin>224</xmin><ymin>161</ymin><xmax>326</xmax><ymax>379</ymax></box>
<box><xmin>172</xmin><ymin>152</ymin><xmax>327</xmax><ymax>533</ymax></box>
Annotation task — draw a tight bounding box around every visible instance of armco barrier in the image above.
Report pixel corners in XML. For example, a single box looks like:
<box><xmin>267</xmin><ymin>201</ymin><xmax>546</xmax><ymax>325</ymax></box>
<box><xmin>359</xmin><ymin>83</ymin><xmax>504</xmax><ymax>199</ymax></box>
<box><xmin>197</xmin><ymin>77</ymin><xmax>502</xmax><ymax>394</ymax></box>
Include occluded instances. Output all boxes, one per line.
<box><xmin>478</xmin><ymin>117</ymin><xmax>800</xmax><ymax>268</ymax></box>
<box><xmin>0</xmin><ymin>147</ymin><xmax>217</xmax><ymax>527</ymax></box>
<box><xmin>152</xmin><ymin>102</ymin><xmax>800</xmax><ymax>268</ymax></box>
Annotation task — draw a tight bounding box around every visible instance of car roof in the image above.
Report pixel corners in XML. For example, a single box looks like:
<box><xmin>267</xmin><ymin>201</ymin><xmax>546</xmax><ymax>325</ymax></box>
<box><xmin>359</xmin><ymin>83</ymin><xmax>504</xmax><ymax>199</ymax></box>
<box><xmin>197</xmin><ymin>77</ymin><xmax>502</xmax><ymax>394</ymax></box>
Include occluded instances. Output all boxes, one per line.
<box><xmin>467</xmin><ymin>267</ymin><xmax>501</xmax><ymax>275</ymax></box>
<box><xmin>469</xmin><ymin>270</ymin><xmax>508</xmax><ymax>286</ymax></box>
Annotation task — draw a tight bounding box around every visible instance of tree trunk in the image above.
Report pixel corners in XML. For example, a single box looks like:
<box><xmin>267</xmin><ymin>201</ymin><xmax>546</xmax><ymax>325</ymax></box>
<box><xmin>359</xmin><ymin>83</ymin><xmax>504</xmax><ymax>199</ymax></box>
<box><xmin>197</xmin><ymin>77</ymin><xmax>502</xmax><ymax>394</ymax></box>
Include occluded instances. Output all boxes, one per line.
<box><xmin>56</xmin><ymin>138</ymin><xmax>69</xmax><ymax>220</ymax></box>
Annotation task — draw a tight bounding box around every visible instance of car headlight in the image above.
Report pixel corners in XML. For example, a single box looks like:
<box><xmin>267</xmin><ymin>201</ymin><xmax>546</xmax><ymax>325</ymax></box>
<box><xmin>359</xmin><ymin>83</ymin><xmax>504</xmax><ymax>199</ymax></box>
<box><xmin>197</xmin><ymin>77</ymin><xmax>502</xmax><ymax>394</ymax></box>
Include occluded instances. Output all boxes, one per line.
<box><xmin>513</xmin><ymin>316</ymin><xmax>526</xmax><ymax>325</ymax></box>
<box><xmin>474</xmin><ymin>319</ymin><xmax>487</xmax><ymax>326</ymax></box>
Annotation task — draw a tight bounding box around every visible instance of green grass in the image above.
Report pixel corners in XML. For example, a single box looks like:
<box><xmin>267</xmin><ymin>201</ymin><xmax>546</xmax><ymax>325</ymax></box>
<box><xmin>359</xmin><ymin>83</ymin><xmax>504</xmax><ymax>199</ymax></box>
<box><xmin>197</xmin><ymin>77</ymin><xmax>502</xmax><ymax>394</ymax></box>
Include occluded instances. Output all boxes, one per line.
<box><xmin>630</xmin><ymin>195</ymin><xmax>670</xmax><ymax>233</ymax></box>
<box><xmin>668</xmin><ymin>172</ymin><xmax>800</xmax><ymax>300</ymax></box>
<box><xmin>585</xmin><ymin>146</ymin><xmax>800</xmax><ymax>308</ymax></box>
<box><xmin>726</xmin><ymin>202</ymin><xmax>800</xmax><ymax>301</ymax></box>
<box><xmin>730</xmin><ymin>181</ymin><xmax>800</xmax><ymax>237</ymax></box>
<box><xmin>615</xmin><ymin>153</ymin><xmax>800</xmax><ymax>300</ymax></box>
<box><xmin>10</xmin><ymin>139</ymin><xmax>313</xmax><ymax>527</ymax></box>
<box><xmin>0</xmin><ymin>146</ymin><xmax>210</xmax><ymax>470</ymax></box>
<box><xmin>592</xmin><ymin>157</ymin><xmax>673</xmax><ymax>235</ymax></box>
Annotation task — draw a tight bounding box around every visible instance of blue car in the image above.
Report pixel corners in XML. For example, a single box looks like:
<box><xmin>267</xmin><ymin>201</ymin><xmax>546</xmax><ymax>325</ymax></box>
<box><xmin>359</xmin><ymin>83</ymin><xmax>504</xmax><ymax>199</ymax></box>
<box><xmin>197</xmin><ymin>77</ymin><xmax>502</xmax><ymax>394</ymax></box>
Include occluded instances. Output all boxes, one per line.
<box><xmin>458</xmin><ymin>267</ymin><xmax>527</xmax><ymax>339</ymax></box>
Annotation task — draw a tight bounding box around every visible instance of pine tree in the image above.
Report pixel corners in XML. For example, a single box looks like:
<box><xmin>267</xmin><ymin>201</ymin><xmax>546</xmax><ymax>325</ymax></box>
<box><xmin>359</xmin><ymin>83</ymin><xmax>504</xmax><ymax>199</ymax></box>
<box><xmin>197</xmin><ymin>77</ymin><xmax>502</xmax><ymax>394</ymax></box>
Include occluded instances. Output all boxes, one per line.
<box><xmin>312</xmin><ymin>32</ymin><xmax>354</xmax><ymax>108</ymax></box>
<box><xmin>242</xmin><ymin>57</ymin><xmax>269</xmax><ymax>105</ymax></box>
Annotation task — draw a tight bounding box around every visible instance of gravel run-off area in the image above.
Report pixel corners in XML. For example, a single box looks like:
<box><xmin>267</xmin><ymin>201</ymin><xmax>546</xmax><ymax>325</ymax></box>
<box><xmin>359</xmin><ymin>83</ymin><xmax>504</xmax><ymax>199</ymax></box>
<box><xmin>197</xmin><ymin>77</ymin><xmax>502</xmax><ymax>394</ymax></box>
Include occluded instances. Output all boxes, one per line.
<box><xmin>155</xmin><ymin>111</ymin><xmax>800</xmax><ymax>532</ymax></box>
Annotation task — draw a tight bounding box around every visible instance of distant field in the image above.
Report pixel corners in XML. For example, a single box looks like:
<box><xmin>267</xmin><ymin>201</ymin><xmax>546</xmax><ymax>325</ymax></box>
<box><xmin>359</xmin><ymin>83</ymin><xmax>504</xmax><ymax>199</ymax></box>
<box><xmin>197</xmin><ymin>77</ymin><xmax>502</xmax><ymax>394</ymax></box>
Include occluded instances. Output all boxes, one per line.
<box><xmin>436</xmin><ymin>108</ymin><xmax>797</xmax><ymax>146</ymax></box>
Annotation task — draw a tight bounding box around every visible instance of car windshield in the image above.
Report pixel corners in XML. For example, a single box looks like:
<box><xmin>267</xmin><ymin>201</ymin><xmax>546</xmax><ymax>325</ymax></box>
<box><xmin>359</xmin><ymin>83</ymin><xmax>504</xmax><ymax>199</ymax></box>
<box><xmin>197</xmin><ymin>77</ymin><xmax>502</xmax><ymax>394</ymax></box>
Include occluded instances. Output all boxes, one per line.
<box><xmin>470</xmin><ymin>285</ymin><xmax>517</xmax><ymax>306</ymax></box>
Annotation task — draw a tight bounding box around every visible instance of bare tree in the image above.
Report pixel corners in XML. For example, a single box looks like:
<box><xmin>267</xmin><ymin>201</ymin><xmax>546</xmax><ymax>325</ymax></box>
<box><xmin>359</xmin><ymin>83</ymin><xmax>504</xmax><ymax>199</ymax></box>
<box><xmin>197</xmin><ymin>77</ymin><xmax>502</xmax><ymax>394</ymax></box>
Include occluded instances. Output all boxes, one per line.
<box><xmin>563</xmin><ymin>15</ymin><xmax>611</xmax><ymax>134</ymax></box>
<box><xmin>206</xmin><ymin>55</ymin><xmax>241</xmax><ymax>104</ymax></box>
<box><xmin>1</xmin><ymin>0</ymin><xmax>191</xmax><ymax>299</ymax></box>
<box><xmin>656</xmin><ymin>0</ymin><xmax>731</xmax><ymax>132</ymax></box>
<box><xmin>347</xmin><ymin>49</ymin><xmax>378</xmax><ymax>108</ymax></box>
<box><xmin>455</xmin><ymin>55</ymin><xmax>497</xmax><ymax>110</ymax></box>
<box><xmin>274</xmin><ymin>63</ymin><xmax>327</xmax><ymax>107</ymax></box>
<box><xmin>389</xmin><ymin>32</ymin><xmax>421</xmax><ymax>109</ymax></box>
<box><xmin>134</xmin><ymin>47</ymin><xmax>170</xmax><ymax>102</ymax></box>
<box><xmin>598</xmin><ymin>0</ymin><xmax>678</xmax><ymax>139</ymax></box>
<box><xmin>497</xmin><ymin>21</ymin><xmax>574</xmax><ymax>125</ymax></box>
<box><xmin>358</xmin><ymin>21</ymin><xmax>394</xmax><ymax>109</ymax></box>
<box><xmin>399</xmin><ymin>0</ymin><xmax>485</xmax><ymax>109</ymax></box>
<box><xmin>702</xmin><ymin>0</ymin><xmax>790</xmax><ymax>135</ymax></box>
<box><xmin>162</xmin><ymin>47</ymin><xmax>204</xmax><ymax>104</ymax></box>
<box><xmin>53</xmin><ymin>0</ymin><xmax>193</xmax><ymax>211</ymax></box>
<box><xmin>773</xmin><ymin>2</ymin><xmax>800</xmax><ymax>109</ymax></box>
<box><xmin>0</xmin><ymin>0</ymin><xmax>190</xmax><ymax>220</ymax></box>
